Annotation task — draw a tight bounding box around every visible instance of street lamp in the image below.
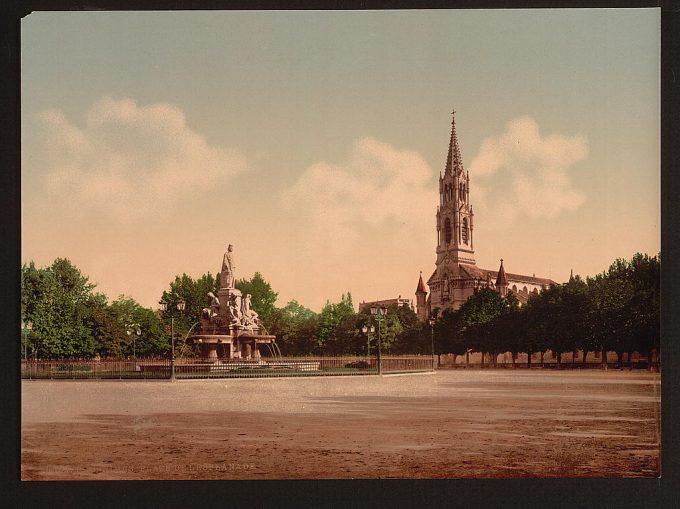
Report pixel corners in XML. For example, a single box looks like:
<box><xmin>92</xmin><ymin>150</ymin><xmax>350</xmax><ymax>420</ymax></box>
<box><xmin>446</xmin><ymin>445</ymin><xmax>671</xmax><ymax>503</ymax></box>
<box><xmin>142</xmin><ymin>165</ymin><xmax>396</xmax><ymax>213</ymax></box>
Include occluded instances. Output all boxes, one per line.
<box><xmin>22</xmin><ymin>320</ymin><xmax>33</xmax><ymax>361</ymax></box>
<box><xmin>361</xmin><ymin>324</ymin><xmax>375</xmax><ymax>357</ymax></box>
<box><xmin>22</xmin><ymin>321</ymin><xmax>33</xmax><ymax>378</ymax></box>
<box><xmin>159</xmin><ymin>298</ymin><xmax>186</xmax><ymax>382</ymax></box>
<box><xmin>126</xmin><ymin>323</ymin><xmax>141</xmax><ymax>358</ymax></box>
<box><xmin>370</xmin><ymin>306</ymin><xmax>387</xmax><ymax>375</ymax></box>
<box><xmin>428</xmin><ymin>317</ymin><xmax>436</xmax><ymax>370</ymax></box>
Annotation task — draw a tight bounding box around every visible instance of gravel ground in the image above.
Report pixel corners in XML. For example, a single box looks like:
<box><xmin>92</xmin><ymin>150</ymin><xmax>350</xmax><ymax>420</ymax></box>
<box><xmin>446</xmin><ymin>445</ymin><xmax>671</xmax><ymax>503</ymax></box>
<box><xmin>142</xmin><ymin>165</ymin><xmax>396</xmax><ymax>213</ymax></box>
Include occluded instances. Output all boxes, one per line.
<box><xmin>21</xmin><ymin>370</ymin><xmax>661</xmax><ymax>479</ymax></box>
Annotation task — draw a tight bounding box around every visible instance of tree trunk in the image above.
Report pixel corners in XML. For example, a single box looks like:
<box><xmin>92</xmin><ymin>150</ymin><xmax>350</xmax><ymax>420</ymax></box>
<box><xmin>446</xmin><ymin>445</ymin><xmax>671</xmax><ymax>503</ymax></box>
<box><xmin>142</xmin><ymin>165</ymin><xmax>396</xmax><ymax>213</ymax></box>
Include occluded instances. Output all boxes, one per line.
<box><xmin>601</xmin><ymin>346</ymin><xmax>608</xmax><ymax>370</ymax></box>
<box><xmin>492</xmin><ymin>352</ymin><xmax>497</xmax><ymax>368</ymax></box>
<box><xmin>480</xmin><ymin>351</ymin><xmax>484</xmax><ymax>368</ymax></box>
<box><xmin>616</xmin><ymin>350</ymin><xmax>624</xmax><ymax>370</ymax></box>
<box><xmin>511</xmin><ymin>351</ymin><xmax>516</xmax><ymax>369</ymax></box>
<box><xmin>527</xmin><ymin>350</ymin><xmax>532</xmax><ymax>369</ymax></box>
<box><xmin>466</xmin><ymin>350</ymin><xmax>470</xmax><ymax>368</ymax></box>
<box><xmin>648</xmin><ymin>349</ymin><xmax>656</xmax><ymax>372</ymax></box>
<box><xmin>572</xmin><ymin>350</ymin><xmax>576</xmax><ymax>367</ymax></box>
<box><xmin>556</xmin><ymin>351</ymin><xmax>562</xmax><ymax>368</ymax></box>
<box><xmin>540</xmin><ymin>351</ymin><xmax>545</xmax><ymax>368</ymax></box>
<box><xmin>582</xmin><ymin>350</ymin><xmax>588</xmax><ymax>367</ymax></box>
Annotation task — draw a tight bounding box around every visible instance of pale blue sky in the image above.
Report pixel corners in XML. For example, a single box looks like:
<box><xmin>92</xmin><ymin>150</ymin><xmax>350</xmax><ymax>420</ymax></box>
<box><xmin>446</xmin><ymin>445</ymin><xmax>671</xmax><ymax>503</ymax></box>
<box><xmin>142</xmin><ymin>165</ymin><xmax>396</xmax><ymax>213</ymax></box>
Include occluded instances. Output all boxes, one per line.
<box><xmin>22</xmin><ymin>9</ymin><xmax>660</xmax><ymax>311</ymax></box>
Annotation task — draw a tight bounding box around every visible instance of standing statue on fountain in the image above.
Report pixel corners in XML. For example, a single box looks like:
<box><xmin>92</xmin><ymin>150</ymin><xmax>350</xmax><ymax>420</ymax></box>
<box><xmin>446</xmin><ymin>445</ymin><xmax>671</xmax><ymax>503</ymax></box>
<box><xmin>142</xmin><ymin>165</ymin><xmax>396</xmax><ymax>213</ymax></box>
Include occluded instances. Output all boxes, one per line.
<box><xmin>220</xmin><ymin>244</ymin><xmax>235</xmax><ymax>289</ymax></box>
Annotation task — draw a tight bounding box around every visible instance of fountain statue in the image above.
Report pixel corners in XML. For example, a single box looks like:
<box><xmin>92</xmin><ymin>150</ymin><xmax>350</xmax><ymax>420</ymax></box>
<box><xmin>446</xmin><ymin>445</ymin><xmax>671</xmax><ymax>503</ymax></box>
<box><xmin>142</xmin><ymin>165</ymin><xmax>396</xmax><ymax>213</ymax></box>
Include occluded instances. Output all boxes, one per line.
<box><xmin>188</xmin><ymin>244</ymin><xmax>276</xmax><ymax>361</ymax></box>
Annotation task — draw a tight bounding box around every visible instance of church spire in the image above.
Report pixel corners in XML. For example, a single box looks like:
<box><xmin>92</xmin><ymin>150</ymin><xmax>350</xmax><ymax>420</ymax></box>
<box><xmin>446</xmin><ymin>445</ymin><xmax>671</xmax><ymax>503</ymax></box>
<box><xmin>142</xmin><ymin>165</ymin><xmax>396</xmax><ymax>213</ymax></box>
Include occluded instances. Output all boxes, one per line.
<box><xmin>445</xmin><ymin>110</ymin><xmax>464</xmax><ymax>175</ymax></box>
<box><xmin>415</xmin><ymin>271</ymin><xmax>428</xmax><ymax>294</ymax></box>
<box><xmin>495</xmin><ymin>259</ymin><xmax>508</xmax><ymax>287</ymax></box>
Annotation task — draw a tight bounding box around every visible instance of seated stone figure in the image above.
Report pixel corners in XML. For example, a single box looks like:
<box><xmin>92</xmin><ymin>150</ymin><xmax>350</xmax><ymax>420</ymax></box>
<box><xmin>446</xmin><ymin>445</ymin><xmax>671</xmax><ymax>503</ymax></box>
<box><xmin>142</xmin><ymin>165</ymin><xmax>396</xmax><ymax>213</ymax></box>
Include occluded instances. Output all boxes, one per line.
<box><xmin>201</xmin><ymin>291</ymin><xmax>221</xmax><ymax>326</ymax></box>
<box><xmin>240</xmin><ymin>293</ymin><xmax>259</xmax><ymax>329</ymax></box>
<box><xmin>207</xmin><ymin>292</ymin><xmax>220</xmax><ymax>316</ymax></box>
<box><xmin>226</xmin><ymin>293</ymin><xmax>243</xmax><ymax>326</ymax></box>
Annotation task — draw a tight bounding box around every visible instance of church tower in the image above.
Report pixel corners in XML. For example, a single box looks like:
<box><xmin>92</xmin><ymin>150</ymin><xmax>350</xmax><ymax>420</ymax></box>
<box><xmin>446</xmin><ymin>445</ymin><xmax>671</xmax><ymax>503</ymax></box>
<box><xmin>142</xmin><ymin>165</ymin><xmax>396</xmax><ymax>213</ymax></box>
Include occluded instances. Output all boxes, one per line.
<box><xmin>418</xmin><ymin>110</ymin><xmax>557</xmax><ymax>318</ymax></box>
<box><xmin>425</xmin><ymin>111</ymin><xmax>480</xmax><ymax>314</ymax></box>
<box><xmin>436</xmin><ymin>110</ymin><xmax>475</xmax><ymax>266</ymax></box>
<box><xmin>495</xmin><ymin>259</ymin><xmax>509</xmax><ymax>297</ymax></box>
<box><xmin>415</xmin><ymin>271</ymin><xmax>428</xmax><ymax>321</ymax></box>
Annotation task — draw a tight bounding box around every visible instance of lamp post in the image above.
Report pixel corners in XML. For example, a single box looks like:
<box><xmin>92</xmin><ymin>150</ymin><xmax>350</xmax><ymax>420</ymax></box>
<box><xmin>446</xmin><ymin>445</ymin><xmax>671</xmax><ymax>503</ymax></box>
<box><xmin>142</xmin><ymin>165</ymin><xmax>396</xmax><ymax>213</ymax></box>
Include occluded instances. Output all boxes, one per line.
<box><xmin>23</xmin><ymin>320</ymin><xmax>33</xmax><ymax>378</ymax></box>
<box><xmin>22</xmin><ymin>320</ymin><xmax>33</xmax><ymax>361</ymax></box>
<box><xmin>126</xmin><ymin>323</ymin><xmax>141</xmax><ymax>358</ymax></box>
<box><xmin>159</xmin><ymin>298</ymin><xmax>186</xmax><ymax>382</ymax></box>
<box><xmin>428</xmin><ymin>317</ymin><xmax>436</xmax><ymax>371</ymax></box>
<box><xmin>361</xmin><ymin>324</ymin><xmax>375</xmax><ymax>357</ymax></box>
<box><xmin>370</xmin><ymin>306</ymin><xmax>387</xmax><ymax>375</ymax></box>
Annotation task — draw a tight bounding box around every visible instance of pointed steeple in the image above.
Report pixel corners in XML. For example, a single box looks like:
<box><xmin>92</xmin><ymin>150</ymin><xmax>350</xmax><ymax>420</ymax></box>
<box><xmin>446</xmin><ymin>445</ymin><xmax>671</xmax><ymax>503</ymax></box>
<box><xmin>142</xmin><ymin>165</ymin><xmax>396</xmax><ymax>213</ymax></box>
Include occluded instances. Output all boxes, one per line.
<box><xmin>415</xmin><ymin>271</ymin><xmax>428</xmax><ymax>294</ymax></box>
<box><xmin>445</xmin><ymin>110</ymin><xmax>464</xmax><ymax>175</ymax></box>
<box><xmin>495</xmin><ymin>259</ymin><xmax>508</xmax><ymax>287</ymax></box>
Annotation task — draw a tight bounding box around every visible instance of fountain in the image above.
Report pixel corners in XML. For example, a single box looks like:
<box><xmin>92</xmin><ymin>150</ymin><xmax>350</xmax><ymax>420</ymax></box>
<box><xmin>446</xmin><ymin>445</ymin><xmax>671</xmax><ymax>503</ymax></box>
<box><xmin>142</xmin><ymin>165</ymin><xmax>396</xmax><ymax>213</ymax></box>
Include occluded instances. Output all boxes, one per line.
<box><xmin>186</xmin><ymin>244</ymin><xmax>277</xmax><ymax>362</ymax></box>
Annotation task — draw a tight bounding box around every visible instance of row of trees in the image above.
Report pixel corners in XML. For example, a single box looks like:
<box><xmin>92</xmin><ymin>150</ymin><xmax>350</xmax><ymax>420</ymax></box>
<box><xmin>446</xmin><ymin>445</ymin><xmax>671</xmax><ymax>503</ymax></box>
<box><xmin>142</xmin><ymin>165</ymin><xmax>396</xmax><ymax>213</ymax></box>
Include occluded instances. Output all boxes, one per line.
<box><xmin>20</xmin><ymin>260</ymin><xmax>285</xmax><ymax>358</ymax></box>
<box><xmin>21</xmin><ymin>253</ymin><xmax>659</xmax><ymax>362</ymax></box>
<box><xmin>432</xmin><ymin>253</ymin><xmax>660</xmax><ymax>367</ymax></box>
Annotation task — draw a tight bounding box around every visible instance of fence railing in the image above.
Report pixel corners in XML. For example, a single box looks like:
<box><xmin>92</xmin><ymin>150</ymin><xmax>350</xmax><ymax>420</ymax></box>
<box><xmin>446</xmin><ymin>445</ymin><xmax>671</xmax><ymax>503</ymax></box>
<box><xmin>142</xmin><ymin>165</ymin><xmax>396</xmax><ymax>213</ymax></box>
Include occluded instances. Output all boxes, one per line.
<box><xmin>437</xmin><ymin>350</ymin><xmax>658</xmax><ymax>370</ymax></box>
<box><xmin>20</xmin><ymin>355</ymin><xmax>436</xmax><ymax>380</ymax></box>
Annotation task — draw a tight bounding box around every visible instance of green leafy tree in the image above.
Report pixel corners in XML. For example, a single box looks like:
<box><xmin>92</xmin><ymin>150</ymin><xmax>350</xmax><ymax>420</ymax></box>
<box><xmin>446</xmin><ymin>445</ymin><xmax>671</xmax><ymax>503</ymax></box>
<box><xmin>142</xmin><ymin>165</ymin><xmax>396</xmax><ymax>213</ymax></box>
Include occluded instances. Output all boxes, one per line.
<box><xmin>235</xmin><ymin>272</ymin><xmax>279</xmax><ymax>328</ymax></box>
<box><xmin>434</xmin><ymin>308</ymin><xmax>465</xmax><ymax>357</ymax></box>
<box><xmin>21</xmin><ymin>259</ymin><xmax>98</xmax><ymax>358</ymax></box>
<box><xmin>458</xmin><ymin>287</ymin><xmax>514</xmax><ymax>362</ymax></box>
<box><xmin>390</xmin><ymin>305</ymin><xmax>430</xmax><ymax>354</ymax></box>
<box><xmin>318</xmin><ymin>293</ymin><xmax>356</xmax><ymax>354</ymax></box>
<box><xmin>269</xmin><ymin>300</ymin><xmax>319</xmax><ymax>355</ymax></box>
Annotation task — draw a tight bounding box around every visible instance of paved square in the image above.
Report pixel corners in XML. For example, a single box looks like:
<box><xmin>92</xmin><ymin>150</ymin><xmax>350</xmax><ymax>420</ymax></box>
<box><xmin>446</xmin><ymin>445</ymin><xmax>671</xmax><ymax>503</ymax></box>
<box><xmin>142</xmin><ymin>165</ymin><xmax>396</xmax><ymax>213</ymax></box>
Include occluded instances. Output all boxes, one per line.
<box><xmin>21</xmin><ymin>370</ymin><xmax>660</xmax><ymax>479</ymax></box>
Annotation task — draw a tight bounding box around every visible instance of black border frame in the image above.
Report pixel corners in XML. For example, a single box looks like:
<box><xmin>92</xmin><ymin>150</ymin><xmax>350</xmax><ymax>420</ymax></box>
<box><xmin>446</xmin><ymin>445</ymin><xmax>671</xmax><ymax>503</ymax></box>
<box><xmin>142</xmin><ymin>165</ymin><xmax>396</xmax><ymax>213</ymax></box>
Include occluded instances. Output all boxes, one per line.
<box><xmin>2</xmin><ymin>2</ymin><xmax>678</xmax><ymax>507</ymax></box>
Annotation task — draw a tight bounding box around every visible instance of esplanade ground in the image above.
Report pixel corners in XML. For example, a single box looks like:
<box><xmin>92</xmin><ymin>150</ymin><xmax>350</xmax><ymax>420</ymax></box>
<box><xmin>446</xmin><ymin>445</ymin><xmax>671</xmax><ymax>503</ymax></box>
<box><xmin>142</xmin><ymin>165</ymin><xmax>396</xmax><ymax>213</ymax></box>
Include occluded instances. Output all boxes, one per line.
<box><xmin>22</xmin><ymin>369</ymin><xmax>660</xmax><ymax>479</ymax></box>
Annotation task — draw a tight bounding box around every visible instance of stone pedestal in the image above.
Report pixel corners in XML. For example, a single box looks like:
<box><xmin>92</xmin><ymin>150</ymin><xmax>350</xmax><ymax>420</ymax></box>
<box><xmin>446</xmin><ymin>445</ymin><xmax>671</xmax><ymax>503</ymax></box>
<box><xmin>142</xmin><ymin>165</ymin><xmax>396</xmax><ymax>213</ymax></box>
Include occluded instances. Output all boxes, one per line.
<box><xmin>207</xmin><ymin>344</ymin><xmax>218</xmax><ymax>360</ymax></box>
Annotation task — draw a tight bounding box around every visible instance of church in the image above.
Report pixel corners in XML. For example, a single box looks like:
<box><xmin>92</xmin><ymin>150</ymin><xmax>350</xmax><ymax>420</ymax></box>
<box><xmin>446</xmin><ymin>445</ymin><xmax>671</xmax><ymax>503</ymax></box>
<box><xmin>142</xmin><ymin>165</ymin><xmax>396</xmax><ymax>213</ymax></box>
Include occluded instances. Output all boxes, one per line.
<box><xmin>415</xmin><ymin>112</ymin><xmax>556</xmax><ymax>321</ymax></box>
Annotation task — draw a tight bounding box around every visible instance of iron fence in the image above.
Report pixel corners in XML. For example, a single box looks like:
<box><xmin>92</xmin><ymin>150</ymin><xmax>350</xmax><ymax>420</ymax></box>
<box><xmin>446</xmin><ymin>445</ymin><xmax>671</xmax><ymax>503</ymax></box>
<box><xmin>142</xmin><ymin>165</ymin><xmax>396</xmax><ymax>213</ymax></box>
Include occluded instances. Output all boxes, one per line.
<box><xmin>20</xmin><ymin>355</ymin><xmax>435</xmax><ymax>380</ymax></box>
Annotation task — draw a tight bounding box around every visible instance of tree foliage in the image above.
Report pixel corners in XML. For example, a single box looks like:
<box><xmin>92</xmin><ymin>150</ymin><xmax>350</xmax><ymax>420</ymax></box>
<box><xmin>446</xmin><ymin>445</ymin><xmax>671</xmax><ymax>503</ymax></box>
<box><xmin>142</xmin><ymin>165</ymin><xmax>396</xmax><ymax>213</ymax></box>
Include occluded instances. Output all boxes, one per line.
<box><xmin>21</xmin><ymin>253</ymin><xmax>659</xmax><ymax>363</ymax></box>
<box><xmin>21</xmin><ymin>259</ymin><xmax>167</xmax><ymax>358</ymax></box>
<box><xmin>235</xmin><ymin>272</ymin><xmax>279</xmax><ymax>328</ymax></box>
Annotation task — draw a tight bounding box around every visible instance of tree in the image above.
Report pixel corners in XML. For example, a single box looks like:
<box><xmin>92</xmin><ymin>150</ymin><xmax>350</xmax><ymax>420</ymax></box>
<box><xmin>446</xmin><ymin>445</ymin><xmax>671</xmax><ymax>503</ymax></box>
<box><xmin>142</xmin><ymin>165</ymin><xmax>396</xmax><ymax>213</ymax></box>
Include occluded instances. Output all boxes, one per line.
<box><xmin>435</xmin><ymin>308</ymin><xmax>466</xmax><ymax>358</ymax></box>
<box><xmin>21</xmin><ymin>259</ymin><xmax>98</xmax><ymax>357</ymax></box>
<box><xmin>458</xmin><ymin>287</ymin><xmax>514</xmax><ymax>362</ymax></box>
<box><xmin>390</xmin><ymin>305</ymin><xmax>430</xmax><ymax>355</ymax></box>
<box><xmin>318</xmin><ymin>293</ymin><xmax>356</xmax><ymax>354</ymax></box>
<box><xmin>587</xmin><ymin>254</ymin><xmax>660</xmax><ymax>369</ymax></box>
<box><xmin>235</xmin><ymin>272</ymin><xmax>279</xmax><ymax>328</ymax></box>
<box><xmin>269</xmin><ymin>300</ymin><xmax>319</xmax><ymax>355</ymax></box>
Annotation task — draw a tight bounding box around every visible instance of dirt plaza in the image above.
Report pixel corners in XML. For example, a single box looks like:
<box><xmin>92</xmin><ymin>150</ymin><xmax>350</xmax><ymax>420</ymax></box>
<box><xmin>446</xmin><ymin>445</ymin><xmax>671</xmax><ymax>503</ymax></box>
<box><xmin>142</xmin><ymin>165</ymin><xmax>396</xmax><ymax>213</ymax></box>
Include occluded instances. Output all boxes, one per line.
<box><xmin>21</xmin><ymin>369</ymin><xmax>660</xmax><ymax>479</ymax></box>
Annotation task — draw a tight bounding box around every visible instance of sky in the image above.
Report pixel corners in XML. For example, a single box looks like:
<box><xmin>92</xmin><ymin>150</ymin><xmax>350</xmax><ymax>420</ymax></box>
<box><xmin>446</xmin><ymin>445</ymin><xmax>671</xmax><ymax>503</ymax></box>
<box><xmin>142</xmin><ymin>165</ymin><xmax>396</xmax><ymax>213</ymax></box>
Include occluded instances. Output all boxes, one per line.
<box><xmin>21</xmin><ymin>9</ymin><xmax>660</xmax><ymax>312</ymax></box>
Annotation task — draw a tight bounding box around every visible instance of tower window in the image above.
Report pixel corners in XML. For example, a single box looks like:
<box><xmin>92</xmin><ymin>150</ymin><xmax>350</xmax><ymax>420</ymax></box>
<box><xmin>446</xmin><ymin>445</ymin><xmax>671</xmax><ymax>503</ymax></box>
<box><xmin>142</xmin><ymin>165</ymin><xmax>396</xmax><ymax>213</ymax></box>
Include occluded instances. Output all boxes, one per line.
<box><xmin>444</xmin><ymin>218</ymin><xmax>452</xmax><ymax>244</ymax></box>
<box><xmin>462</xmin><ymin>217</ymin><xmax>468</xmax><ymax>244</ymax></box>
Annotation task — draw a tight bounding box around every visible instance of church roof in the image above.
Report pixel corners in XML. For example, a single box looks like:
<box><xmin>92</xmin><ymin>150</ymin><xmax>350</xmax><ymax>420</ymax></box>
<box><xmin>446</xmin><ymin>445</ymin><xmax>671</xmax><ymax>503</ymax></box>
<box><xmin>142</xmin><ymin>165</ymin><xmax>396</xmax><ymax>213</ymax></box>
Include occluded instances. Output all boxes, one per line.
<box><xmin>445</xmin><ymin>110</ymin><xmax>464</xmax><ymax>175</ymax></box>
<box><xmin>509</xmin><ymin>288</ymin><xmax>530</xmax><ymax>306</ymax></box>
<box><xmin>495</xmin><ymin>259</ymin><xmax>508</xmax><ymax>287</ymax></box>
<box><xmin>455</xmin><ymin>263</ymin><xmax>556</xmax><ymax>286</ymax></box>
<box><xmin>415</xmin><ymin>272</ymin><xmax>428</xmax><ymax>294</ymax></box>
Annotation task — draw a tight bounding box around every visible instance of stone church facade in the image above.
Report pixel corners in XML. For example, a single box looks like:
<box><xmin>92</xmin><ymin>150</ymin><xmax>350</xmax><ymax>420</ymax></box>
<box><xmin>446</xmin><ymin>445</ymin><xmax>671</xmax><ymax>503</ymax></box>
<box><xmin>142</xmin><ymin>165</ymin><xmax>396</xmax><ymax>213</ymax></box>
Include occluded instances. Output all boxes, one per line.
<box><xmin>415</xmin><ymin>112</ymin><xmax>556</xmax><ymax>321</ymax></box>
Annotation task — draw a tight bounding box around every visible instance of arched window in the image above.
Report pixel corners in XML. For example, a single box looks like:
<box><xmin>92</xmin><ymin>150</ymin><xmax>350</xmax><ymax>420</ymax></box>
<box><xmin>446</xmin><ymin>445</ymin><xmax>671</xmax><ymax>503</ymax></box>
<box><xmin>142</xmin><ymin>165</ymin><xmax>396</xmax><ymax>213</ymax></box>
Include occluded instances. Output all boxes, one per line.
<box><xmin>444</xmin><ymin>218</ymin><xmax>452</xmax><ymax>244</ymax></box>
<box><xmin>523</xmin><ymin>286</ymin><xmax>528</xmax><ymax>294</ymax></box>
<box><xmin>462</xmin><ymin>217</ymin><xmax>468</xmax><ymax>244</ymax></box>
<box><xmin>512</xmin><ymin>285</ymin><xmax>517</xmax><ymax>292</ymax></box>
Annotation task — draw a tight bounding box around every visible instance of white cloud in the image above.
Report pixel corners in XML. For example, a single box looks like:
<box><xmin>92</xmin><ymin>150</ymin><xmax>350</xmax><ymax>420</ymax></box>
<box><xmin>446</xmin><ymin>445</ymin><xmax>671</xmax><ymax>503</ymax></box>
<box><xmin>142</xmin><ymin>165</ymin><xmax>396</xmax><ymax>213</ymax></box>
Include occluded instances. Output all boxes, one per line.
<box><xmin>468</xmin><ymin>116</ymin><xmax>588</xmax><ymax>227</ymax></box>
<box><xmin>33</xmin><ymin>96</ymin><xmax>249</xmax><ymax>220</ymax></box>
<box><xmin>280</xmin><ymin>138</ymin><xmax>437</xmax><ymax>251</ymax></box>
